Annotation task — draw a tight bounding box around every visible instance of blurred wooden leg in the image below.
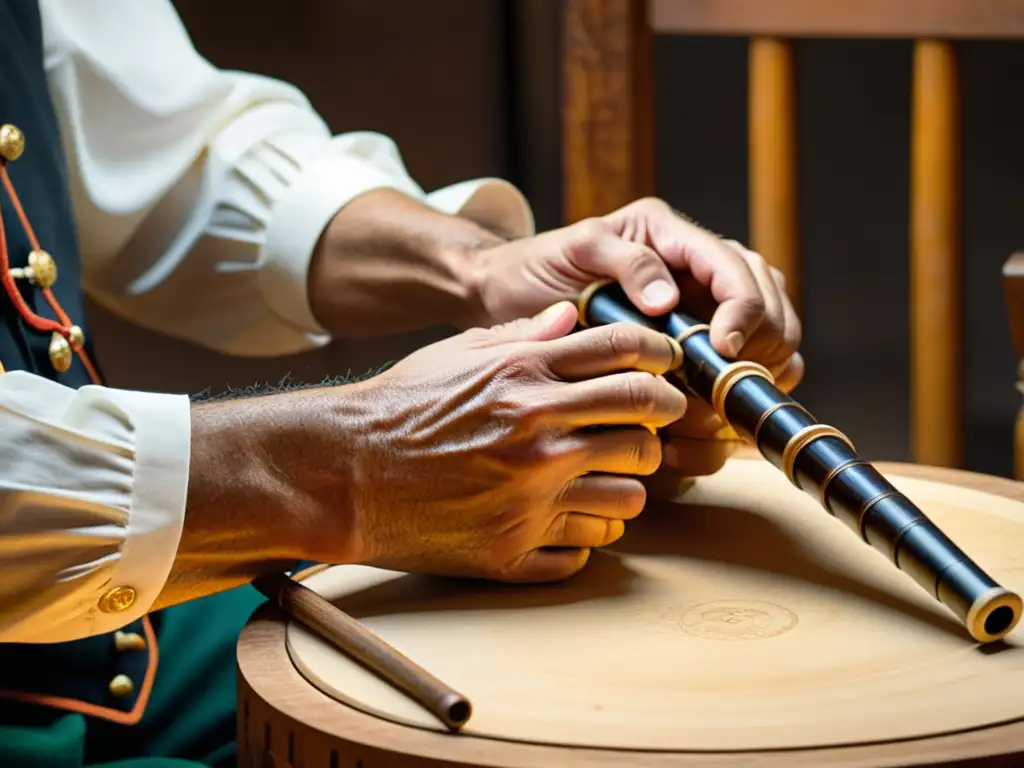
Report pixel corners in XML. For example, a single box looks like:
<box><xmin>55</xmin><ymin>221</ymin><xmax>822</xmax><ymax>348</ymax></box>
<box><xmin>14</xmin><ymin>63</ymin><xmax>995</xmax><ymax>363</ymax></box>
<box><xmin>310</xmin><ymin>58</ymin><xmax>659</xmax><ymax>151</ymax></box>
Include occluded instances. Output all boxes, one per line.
<box><xmin>562</xmin><ymin>0</ymin><xmax>654</xmax><ymax>224</ymax></box>
<box><xmin>1001</xmin><ymin>253</ymin><xmax>1024</xmax><ymax>479</ymax></box>
<box><xmin>1015</xmin><ymin>392</ymin><xmax>1024</xmax><ymax>481</ymax></box>
<box><xmin>749</xmin><ymin>37</ymin><xmax>799</xmax><ymax>313</ymax></box>
<box><xmin>911</xmin><ymin>39</ymin><xmax>962</xmax><ymax>468</ymax></box>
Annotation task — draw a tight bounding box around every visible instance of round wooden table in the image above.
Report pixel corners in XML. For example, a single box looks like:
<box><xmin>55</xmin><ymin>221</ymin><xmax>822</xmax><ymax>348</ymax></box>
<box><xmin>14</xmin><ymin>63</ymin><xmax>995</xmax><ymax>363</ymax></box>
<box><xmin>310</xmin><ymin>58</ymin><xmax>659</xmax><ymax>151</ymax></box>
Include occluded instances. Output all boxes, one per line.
<box><xmin>236</xmin><ymin>457</ymin><xmax>1024</xmax><ymax>767</ymax></box>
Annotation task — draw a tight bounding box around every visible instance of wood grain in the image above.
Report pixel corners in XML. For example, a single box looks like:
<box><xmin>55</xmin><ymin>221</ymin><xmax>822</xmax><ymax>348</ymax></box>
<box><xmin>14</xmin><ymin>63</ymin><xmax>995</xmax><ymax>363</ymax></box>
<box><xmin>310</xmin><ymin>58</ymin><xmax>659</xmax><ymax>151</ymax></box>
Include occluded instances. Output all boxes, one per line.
<box><xmin>238</xmin><ymin>459</ymin><xmax>1024</xmax><ymax>766</ymax></box>
<box><xmin>910</xmin><ymin>40</ymin><xmax>963</xmax><ymax>469</ymax></box>
<box><xmin>649</xmin><ymin>0</ymin><xmax>1024</xmax><ymax>38</ymax></box>
<box><xmin>748</xmin><ymin>38</ymin><xmax>800</xmax><ymax>312</ymax></box>
<box><xmin>562</xmin><ymin>0</ymin><xmax>654</xmax><ymax>224</ymax></box>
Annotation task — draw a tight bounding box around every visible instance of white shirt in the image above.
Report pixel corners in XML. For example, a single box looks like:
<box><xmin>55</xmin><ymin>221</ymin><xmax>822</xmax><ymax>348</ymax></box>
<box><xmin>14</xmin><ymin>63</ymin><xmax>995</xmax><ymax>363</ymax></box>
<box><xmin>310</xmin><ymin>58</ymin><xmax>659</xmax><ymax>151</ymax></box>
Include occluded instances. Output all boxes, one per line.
<box><xmin>0</xmin><ymin>0</ymin><xmax>535</xmax><ymax>643</ymax></box>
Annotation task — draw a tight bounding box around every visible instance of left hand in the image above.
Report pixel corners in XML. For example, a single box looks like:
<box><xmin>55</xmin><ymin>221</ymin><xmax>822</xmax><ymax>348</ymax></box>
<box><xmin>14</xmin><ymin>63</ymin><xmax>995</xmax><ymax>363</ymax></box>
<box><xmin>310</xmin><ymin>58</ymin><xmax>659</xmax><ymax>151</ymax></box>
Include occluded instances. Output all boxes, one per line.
<box><xmin>470</xmin><ymin>196</ymin><xmax>804</xmax><ymax>477</ymax></box>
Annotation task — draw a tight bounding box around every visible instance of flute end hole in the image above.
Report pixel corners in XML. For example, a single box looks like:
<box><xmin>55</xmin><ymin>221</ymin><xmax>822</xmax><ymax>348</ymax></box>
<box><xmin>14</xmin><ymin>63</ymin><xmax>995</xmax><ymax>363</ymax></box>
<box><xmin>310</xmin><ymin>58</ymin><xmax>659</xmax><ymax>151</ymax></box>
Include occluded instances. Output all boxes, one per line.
<box><xmin>985</xmin><ymin>605</ymin><xmax>1016</xmax><ymax>637</ymax></box>
<box><xmin>447</xmin><ymin>698</ymin><xmax>471</xmax><ymax>728</ymax></box>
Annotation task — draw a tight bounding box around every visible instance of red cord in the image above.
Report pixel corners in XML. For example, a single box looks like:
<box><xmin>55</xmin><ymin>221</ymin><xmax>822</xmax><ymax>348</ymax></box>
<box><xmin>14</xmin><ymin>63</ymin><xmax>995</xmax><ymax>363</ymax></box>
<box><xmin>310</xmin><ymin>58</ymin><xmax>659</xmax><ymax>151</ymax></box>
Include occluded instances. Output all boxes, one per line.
<box><xmin>0</xmin><ymin>163</ymin><xmax>102</xmax><ymax>385</ymax></box>
<box><xmin>0</xmin><ymin>201</ymin><xmax>63</xmax><ymax>334</ymax></box>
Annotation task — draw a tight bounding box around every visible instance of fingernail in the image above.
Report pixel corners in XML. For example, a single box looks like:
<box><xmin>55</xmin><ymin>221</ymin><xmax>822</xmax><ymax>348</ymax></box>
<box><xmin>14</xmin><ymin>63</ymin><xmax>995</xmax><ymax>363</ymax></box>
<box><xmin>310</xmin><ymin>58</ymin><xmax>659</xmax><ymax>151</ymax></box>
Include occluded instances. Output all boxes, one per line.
<box><xmin>641</xmin><ymin>280</ymin><xmax>675</xmax><ymax>308</ymax></box>
<box><xmin>538</xmin><ymin>302</ymin><xmax>569</xmax><ymax>321</ymax></box>
<box><xmin>725</xmin><ymin>331</ymin><xmax>745</xmax><ymax>357</ymax></box>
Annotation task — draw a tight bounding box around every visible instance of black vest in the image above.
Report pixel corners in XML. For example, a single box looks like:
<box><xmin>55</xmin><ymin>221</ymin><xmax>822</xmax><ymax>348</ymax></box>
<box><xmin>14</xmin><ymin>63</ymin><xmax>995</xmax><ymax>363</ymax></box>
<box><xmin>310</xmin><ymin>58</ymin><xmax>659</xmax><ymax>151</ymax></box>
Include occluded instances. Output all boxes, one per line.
<box><xmin>0</xmin><ymin>0</ymin><xmax>157</xmax><ymax>732</ymax></box>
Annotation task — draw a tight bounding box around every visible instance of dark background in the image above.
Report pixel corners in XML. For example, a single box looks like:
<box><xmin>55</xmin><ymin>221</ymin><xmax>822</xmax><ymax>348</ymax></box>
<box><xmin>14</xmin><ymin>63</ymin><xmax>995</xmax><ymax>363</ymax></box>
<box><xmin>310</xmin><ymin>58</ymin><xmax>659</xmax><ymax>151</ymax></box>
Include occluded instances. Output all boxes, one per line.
<box><xmin>88</xmin><ymin>1</ymin><xmax>1024</xmax><ymax>477</ymax></box>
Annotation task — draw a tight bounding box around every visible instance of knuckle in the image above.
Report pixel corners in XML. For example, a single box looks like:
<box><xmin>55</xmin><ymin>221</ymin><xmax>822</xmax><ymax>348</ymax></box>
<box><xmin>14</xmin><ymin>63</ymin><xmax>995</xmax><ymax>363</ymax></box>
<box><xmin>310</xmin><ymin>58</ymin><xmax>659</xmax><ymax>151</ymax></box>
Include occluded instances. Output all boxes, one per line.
<box><xmin>496</xmin><ymin>348</ymin><xmax>544</xmax><ymax>383</ymax></box>
<box><xmin>635</xmin><ymin>196</ymin><xmax>670</xmax><ymax>214</ymax></box>
<box><xmin>722</xmin><ymin>238</ymin><xmax>761</xmax><ymax>262</ymax></box>
<box><xmin>574</xmin><ymin>217</ymin><xmax>612</xmax><ymax>241</ymax></box>
<box><xmin>775</xmin><ymin>320</ymin><xmax>801</xmax><ymax>355</ymax></box>
<box><xmin>630</xmin><ymin>430</ymin><xmax>663</xmax><ymax>475</ymax></box>
<box><xmin>606</xmin><ymin>323</ymin><xmax>644</xmax><ymax>366</ymax></box>
<box><xmin>624</xmin><ymin>371</ymin><xmax>659</xmax><ymax>414</ymax></box>
<box><xmin>529</xmin><ymin>434</ymin><xmax>572</xmax><ymax>468</ymax></box>
<box><xmin>513</xmin><ymin>394</ymin><xmax>552</xmax><ymax>431</ymax></box>
<box><xmin>770</xmin><ymin>266</ymin><xmax>787</xmax><ymax>287</ymax></box>
<box><xmin>626</xmin><ymin>245</ymin><xmax>659</xmax><ymax>271</ymax></box>
<box><xmin>486</xmin><ymin>356</ymin><xmax>553</xmax><ymax>429</ymax></box>
<box><xmin>618</xmin><ymin>482</ymin><xmax>647</xmax><ymax>518</ymax></box>
<box><xmin>738</xmin><ymin>294</ymin><xmax>767</xmax><ymax>322</ymax></box>
<box><xmin>784</xmin><ymin>319</ymin><xmax>802</xmax><ymax>350</ymax></box>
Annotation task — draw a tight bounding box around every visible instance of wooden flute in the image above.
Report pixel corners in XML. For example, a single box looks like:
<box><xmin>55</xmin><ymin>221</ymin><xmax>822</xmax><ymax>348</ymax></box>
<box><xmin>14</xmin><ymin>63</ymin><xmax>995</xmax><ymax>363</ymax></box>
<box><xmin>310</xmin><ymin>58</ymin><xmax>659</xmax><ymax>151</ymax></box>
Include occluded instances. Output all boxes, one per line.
<box><xmin>252</xmin><ymin>572</ymin><xmax>472</xmax><ymax>731</ymax></box>
<box><xmin>577</xmin><ymin>280</ymin><xmax>1022</xmax><ymax>644</ymax></box>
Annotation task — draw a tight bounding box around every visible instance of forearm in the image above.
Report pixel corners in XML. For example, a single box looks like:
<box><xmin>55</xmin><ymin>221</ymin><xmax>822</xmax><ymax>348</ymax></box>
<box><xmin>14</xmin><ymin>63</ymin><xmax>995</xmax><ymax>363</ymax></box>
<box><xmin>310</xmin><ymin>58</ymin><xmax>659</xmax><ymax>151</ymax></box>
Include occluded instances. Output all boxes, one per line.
<box><xmin>153</xmin><ymin>390</ymin><xmax>360</xmax><ymax>610</ymax></box>
<box><xmin>308</xmin><ymin>188</ymin><xmax>507</xmax><ymax>337</ymax></box>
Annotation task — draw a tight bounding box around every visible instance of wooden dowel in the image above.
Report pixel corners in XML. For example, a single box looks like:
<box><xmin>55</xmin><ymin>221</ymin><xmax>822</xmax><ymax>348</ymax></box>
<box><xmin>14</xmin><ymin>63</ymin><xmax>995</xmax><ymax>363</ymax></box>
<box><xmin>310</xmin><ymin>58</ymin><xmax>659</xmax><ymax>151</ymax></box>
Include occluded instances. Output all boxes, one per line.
<box><xmin>649</xmin><ymin>0</ymin><xmax>1024</xmax><ymax>39</ymax></box>
<box><xmin>911</xmin><ymin>39</ymin><xmax>962</xmax><ymax>468</ymax></box>
<box><xmin>749</xmin><ymin>37</ymin><xmax>800</xmax><ymax>313</ymax></box>
<box><xmin>251</xmin><ymin>572</ymin><xmax>472</xmax><ymax>732</ymax></box>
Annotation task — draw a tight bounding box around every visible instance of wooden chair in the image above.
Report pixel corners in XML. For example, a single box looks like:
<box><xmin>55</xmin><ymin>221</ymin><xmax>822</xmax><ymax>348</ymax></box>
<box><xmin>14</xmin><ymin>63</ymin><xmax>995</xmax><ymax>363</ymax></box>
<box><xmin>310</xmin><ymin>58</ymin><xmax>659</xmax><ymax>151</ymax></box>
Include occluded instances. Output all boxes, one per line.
<box><xmin>562</xmin><ymin>0</ymin><xmax>1024</xmax><ymax>469</ymax></box>
<box><xmin>1003</xmin><ymin>253</ymin><xmax>1024</xmax><ymax>480</ymax></box>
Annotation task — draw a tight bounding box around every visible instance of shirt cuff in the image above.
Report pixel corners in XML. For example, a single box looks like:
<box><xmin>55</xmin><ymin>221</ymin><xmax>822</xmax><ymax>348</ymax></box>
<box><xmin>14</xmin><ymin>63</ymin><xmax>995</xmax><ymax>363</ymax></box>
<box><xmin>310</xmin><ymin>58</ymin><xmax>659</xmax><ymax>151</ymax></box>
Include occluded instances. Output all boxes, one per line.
<box><xmin>258</xmin><ymin>152</ymin><xmax>426</xmax><ymax>336</ymax></box>
<box><xmin>0</xmin><ymin>373</ymin><xmax>190</xmax><ymax>642</ymax></box>
<box><xmin>426</xmin><ymin>178</ymin><xmax>536</xmax><ymax>240</ymax></box>
<box><xmin>83</xmin><ymin>386</ymin><xmax>191</xmax><ymax>634</ymax></box>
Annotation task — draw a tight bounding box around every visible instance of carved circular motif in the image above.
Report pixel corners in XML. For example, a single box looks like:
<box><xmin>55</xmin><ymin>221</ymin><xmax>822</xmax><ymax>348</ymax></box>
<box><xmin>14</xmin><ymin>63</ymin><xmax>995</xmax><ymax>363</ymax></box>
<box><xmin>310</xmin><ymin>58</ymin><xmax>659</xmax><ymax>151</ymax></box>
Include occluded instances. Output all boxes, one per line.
<box><xmin>680</xmin><ymin>599</ymin><xmax>798</xmax><ymax>641</ymax></box>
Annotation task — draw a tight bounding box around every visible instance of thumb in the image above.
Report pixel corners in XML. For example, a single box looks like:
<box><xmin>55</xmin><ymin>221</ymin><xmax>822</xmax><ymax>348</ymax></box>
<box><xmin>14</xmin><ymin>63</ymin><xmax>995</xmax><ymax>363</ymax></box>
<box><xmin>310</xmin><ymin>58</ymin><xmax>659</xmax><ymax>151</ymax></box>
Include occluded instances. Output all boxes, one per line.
<box><xmin>487</xmin><ymin>301</ymin><xmax>578</xmax><ymax>344</ymax></box>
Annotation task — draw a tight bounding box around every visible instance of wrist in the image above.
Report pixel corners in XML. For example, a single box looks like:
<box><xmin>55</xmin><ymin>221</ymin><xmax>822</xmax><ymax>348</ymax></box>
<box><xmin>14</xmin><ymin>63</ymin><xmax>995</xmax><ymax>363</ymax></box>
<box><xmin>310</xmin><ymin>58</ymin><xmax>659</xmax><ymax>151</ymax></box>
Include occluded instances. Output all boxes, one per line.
<box><xmin>446</xmin><ymin>234</ymin><xmax>503</xmax><ymax>331</ymax></box>
<box><xmin>267</xmin><ymin>385</ymin><xmax>367</xmax><ymax>564</ymax></box>
<box><xmin>185</xmin><ymin>393</ymin><xmax>360</xmax><ymax>569</ymax></box>
<box><xmin>308</xmin><ymin>188</ymin><xmax>506</xmax><ymax>336</ymax></box>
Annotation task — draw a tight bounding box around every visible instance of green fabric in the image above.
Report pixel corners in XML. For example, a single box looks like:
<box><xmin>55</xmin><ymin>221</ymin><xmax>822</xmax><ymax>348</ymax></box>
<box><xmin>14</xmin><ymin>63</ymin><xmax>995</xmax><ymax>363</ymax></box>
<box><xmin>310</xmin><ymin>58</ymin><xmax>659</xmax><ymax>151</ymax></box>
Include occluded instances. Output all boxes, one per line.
<box><xmin>0</xmin><ymin>585</ymin><xmax>265</xmax><ymax>767</ymax></box>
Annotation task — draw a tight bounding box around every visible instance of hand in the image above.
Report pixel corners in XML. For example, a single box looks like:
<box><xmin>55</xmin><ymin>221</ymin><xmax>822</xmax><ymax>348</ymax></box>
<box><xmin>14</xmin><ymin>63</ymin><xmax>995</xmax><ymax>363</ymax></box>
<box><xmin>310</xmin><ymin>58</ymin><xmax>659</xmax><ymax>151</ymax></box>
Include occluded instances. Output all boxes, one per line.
<box><xmin>473</xmin><ymin>197</ymin><xmax>801</xmax><ymax>380</ymax></box>
<box><xmin>172</xmin><ymin>302</ymin><xmax>683</xmax><ymax>602</ymax></box>
<box><xmin>315</xmin><ymin>301</ymin><xmax>687</xmax><ymax>582</ymax></box>
<box><xmin>470</xmin><ymin>197</ymin><xmax>804</xmax><ymax>478</ymax></box>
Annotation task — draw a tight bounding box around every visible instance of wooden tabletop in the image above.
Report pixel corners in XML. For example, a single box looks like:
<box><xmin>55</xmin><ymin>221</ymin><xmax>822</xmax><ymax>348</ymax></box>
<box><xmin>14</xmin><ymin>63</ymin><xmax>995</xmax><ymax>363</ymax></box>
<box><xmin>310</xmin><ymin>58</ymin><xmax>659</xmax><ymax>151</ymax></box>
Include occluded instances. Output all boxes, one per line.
<box><xmin>237</xmin><ymin>457</ymin><xmax>1024</xmax><ymax>767</ymax></box>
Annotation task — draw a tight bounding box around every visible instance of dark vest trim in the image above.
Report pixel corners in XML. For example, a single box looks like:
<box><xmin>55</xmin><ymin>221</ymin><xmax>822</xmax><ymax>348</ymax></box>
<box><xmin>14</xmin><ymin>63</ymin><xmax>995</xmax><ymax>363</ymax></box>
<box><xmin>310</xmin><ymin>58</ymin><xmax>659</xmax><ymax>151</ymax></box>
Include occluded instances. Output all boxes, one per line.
<box><xmin>0</xmin><ymin>616</ymin><xmax>159</xmax><ymax>725</ymax></box>
<box><xmin>0</xmin><ymin>0</ymin><xmax>157</xmax><ymax>726</ymax></box>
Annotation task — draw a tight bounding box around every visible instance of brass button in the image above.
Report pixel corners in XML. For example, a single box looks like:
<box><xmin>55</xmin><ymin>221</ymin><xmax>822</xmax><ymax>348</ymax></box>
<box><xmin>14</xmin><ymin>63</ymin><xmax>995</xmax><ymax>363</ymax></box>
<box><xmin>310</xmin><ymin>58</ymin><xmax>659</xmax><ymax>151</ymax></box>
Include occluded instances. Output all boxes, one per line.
<box><xmin>48</xmin><ymin>332</ymin><xmax>71</xmax><ymax>373</ymax></box>
<box><xmin>9</xmin><ymin>250</ymin><xmax>57</xmax><ymax>289</ymax></box>
<box><xmin>0</xmin><ymin>124</ymin><xmax>24</xmax><ymax>163</ymax></box>
<box><xmin>98</xmin><ymin>586</ymin><xmax>137</xmax><ymax>614</ymax></box>
<box><xmin>108</xmin><ymin>674</ymin><xmax>134</xmax><ymax>698</ymax></box>
<box><xmin>68</xmin><ymin>325</ymin><xmax>85</xmax><ymax>350</ymax></box>
<box><xmin>27</xmin><ymin>250</ymin><xmax>57</xmax><ymax>289</ymax></box>
<box><xmin>113</xmin><ymin>630</ymin><xmax>146</xmax><ymax>651</ymax></box>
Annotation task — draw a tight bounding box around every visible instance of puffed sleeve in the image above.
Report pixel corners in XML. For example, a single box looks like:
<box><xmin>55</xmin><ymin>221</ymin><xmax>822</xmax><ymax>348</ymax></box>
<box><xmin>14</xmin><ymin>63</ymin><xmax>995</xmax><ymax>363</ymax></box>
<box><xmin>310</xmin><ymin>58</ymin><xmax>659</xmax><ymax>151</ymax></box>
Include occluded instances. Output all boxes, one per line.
<box><xmin>0</xmin><ymin>371</ymin><xmax>190</xmax><ymax>643</ymax></box>
<box><xmin>38</xmin><ymin>0</ymin><xmax>534</xmax><ymax>358</ymax></box>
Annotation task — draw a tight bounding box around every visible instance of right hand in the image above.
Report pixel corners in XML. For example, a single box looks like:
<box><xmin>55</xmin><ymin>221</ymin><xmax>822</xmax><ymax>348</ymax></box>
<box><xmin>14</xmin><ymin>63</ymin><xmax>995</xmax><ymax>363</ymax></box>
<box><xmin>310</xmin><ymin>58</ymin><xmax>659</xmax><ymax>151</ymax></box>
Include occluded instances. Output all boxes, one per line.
<box><xmin>312</xmin><ymin>301</ymin><xmax>687</xmax><ymax>583</ymax></box>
